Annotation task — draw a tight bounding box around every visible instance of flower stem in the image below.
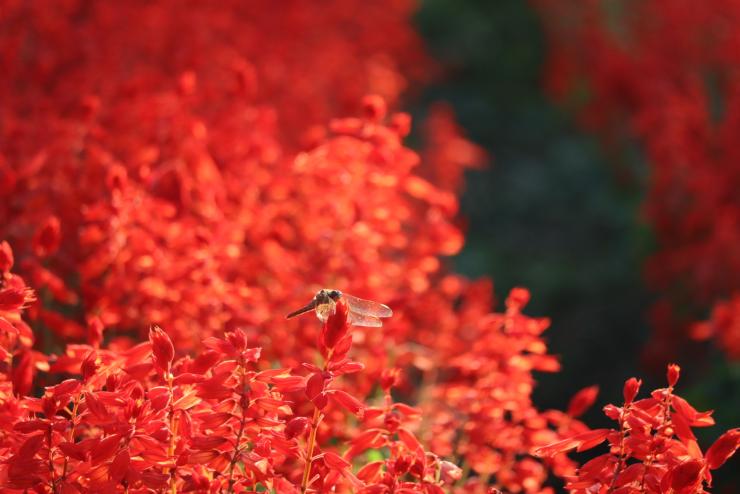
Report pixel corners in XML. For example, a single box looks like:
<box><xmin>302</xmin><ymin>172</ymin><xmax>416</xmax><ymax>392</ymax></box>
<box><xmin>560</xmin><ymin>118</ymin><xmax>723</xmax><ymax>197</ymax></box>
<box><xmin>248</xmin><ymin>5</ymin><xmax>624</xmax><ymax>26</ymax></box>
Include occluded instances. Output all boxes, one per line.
<box><xmin>165</xmin><ymin>371</ymin><xmax>178</xmax><ymax>494</ymax></box>
<box><xmin>61</xmin><ymin>393</ymin><xmax>82</xmax><ymax>483</ymax></box>
<box><xmin>226</xmin><ymin>365</ymin><xmax>249</xmax><ymax>494</ymax></box>
<box><xmin>639</xmin><ymin>388</ymin><xmax>672</xmax><ymax>493</ymax></box>
<box><xmin>300</xmin><ymin>406</ymin><xmax>321</xmax><ymax>493</ymax></box>
<box><xmin>608</xmin><ymin>404</ymin><xmax>631</xmax><ymax>493</ymax></box>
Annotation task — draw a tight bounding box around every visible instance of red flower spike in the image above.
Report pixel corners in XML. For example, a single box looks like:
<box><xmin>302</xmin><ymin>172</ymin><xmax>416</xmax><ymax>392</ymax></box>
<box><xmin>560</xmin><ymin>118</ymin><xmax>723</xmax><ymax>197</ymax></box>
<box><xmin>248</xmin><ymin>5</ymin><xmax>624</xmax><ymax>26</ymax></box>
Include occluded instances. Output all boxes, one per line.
<box><xmin>0</xmin><ymin>3</ymin><xmax>738</xmax><ymax>492</ymax></box>
<box><xmin>622</xmin><ymin>377</ymin><xmax>641</xmax><ymax>405</ymax></box>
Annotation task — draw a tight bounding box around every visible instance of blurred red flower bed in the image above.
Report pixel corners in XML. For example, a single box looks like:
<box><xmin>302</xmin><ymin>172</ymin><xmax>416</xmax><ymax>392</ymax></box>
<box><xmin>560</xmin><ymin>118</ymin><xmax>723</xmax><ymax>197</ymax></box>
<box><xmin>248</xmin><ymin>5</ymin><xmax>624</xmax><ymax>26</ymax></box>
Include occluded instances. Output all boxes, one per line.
<box><xmin>534</xmin><ymin>0</ymin><xmax>740</xmax><ymax>362</ymax></box>
<box><xmin>0</xmin><ymin>1</ymin><xmax>737</xmax><ymax>492</ymax></box>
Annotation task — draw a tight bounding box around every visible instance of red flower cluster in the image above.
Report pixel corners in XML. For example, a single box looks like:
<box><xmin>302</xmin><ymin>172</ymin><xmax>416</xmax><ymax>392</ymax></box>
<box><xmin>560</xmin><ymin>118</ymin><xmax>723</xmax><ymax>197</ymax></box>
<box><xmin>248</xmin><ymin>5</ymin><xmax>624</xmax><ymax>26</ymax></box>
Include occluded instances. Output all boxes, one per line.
<box><xmin>533</xmin><ymin>0</ymin><xmax>740</xmax><ymax>361</ymax></box>
<box><xmin>0</xmin><ymin>1</ymin><xmax>737</xmax><ymax>493</ymax></box>
<box><xmin>1</xmin><ymin>249</ymin><xmax>458</xmax><ymax>492</ymax></box>
<box><xmin>536</xmin><ymin>364</ymin><xmax>739</xmax><ymax>494</ymax></box>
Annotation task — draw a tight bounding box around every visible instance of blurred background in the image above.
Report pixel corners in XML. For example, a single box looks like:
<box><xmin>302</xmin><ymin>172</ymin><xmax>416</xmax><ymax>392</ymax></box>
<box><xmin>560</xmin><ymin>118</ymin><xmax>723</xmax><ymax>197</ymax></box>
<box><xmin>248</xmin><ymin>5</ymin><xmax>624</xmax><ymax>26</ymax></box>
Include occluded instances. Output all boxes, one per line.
<box><xmin>411</xmin><ymin>0</ymin><xmax>738</xmax><ymax>479</ymax></box>
<box><xmin>0</xmin><ymin>0</ymin><xmax>736</xmax><ymax>490</ymax></box>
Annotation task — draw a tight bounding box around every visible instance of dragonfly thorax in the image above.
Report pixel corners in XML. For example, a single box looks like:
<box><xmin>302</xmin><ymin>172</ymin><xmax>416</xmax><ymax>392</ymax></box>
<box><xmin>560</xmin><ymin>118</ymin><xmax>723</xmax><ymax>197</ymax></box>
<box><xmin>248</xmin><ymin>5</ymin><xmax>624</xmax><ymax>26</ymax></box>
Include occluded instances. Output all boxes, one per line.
<box><xmin>314</xmin><ymin>289</ymin><xmax>342</xmax><ymax>322</ymax></box>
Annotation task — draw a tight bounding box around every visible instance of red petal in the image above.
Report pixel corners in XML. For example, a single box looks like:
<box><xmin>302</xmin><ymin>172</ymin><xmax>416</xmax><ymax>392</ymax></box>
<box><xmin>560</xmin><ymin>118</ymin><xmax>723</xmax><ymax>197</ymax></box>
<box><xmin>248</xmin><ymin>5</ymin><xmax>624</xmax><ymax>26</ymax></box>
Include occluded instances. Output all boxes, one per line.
<box><xmin>187</xmin><ymin>450</ymin><xmax>220</xmax><ymax>464</ymax></box>
<box><xmin>323</xmin><ymin>451</ymin><xmax>351</xmax><ymax>471</ymax></box>
<box><xmin>329</xmin><ymin>389</ymin><xmax>364</xmax><ymax>416</ymax></box>
<box><xmin>567</xmin><ymin>385</ymin><xmax>599</xmax><ymax>418</ymax></box>
<box><xmin>668</xmin><ymin>459</ymin><xmax>704</xmax><ymax>493</ymax></box>
<box><xmin>705</xmin><ymin>428</ymin><xmax>740</xmax><ymax>470</ymax></box>
<box><xmin>109</xmin><ymin>450</ymin><xmax>129</xmax><ymax>483</ymax></box>
<box><xmin>91</xmin><ymin>434</ymin><xmax>122</xmax><ymax>465</ymax></box>
<box><xmin>305</xmin><ymin>372</ymin><xmax>326</xmax><ymax>401</ymax></box>
<box><xmin>622</xmin><ymin>378</ymin><xmax>641</xmax><ymax>405</ymax></box>
<box><xmin>396</xmin><ymin>427</ymin><xmax>423</xmax><ymax>453</ymax></box>
<box><xmin>575</xmin><ymin>429</ymin><xmax>610</xmax><ymax>452</ymax></box>
<box><xmin>18</xmin><ymin>433</ymin><xmax>45</xmax><ymax>459</ymax></box>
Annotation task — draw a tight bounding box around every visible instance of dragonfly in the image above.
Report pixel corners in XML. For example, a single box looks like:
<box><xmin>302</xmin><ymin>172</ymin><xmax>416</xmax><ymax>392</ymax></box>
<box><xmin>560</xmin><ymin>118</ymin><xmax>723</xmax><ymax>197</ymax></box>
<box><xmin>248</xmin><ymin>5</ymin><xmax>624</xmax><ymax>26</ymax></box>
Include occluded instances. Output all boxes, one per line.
<box><xmin>285</xmin><ymin>289</ymin><xmax>393</xmax><ymax>327</ymax></box>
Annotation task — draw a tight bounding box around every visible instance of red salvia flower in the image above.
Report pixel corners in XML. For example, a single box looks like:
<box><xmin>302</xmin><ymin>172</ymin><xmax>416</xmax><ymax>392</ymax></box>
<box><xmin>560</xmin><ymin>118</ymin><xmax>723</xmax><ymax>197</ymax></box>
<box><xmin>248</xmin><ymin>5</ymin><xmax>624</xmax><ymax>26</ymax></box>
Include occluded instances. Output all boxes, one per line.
<box><xmin>0</xmin><ymin>2</ymin><xmax>735</xmax><ymax>493</ymax></box>
<box><xmin>535</xmin><ymin>364</ymin><xmax>738</xmax><ymax>493</ymax></box>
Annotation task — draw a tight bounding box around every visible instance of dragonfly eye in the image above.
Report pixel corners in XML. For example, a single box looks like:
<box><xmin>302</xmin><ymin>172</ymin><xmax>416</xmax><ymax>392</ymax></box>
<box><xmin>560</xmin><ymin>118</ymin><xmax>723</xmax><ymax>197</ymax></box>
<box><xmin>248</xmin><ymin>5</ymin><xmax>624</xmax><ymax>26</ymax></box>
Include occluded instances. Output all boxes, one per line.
<box><xmin>328</xmin><ymin>290</ymin><xmax>342</xmax><ymax>300</ymax></box>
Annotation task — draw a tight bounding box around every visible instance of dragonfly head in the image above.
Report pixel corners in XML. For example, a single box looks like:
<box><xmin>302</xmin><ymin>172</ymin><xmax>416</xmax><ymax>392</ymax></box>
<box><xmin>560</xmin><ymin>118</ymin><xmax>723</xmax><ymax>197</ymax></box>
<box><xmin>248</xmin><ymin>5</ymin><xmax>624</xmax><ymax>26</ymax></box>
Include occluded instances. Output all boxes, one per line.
<box><xmin>315</xmin><ymin>289</ymin><xmax>342</xmax><ymax>304</ymax></box>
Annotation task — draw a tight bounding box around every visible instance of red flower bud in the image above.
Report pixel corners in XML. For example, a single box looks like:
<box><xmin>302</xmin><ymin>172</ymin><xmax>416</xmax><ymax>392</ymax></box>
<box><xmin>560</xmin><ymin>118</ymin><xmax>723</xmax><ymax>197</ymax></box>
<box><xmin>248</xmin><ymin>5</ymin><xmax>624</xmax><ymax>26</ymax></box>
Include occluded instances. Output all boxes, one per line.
<box><xmin>384</xmin><ymin>412</ymin><xmax>401</xmax><ymax>433</ymax></box>
<box><xmin>505</xmin><ymin>287</ymin><xmax>530</xmax><ymax>312</ymax></box>
<box><xmin>149</xmin><ymin>326</ymin><xmax>175</xmax><ymax>372</ymax></box>
<box><xmin>623</xmin><ymin>377</ymin><xmax>641</xmax><ymax>405</ymax></box>
<box><xmin>440</xmin><ymin>460</ymin><xmax>462</xmax><ymax>485</ymax></box>
<box><xmin>323</xmin><ymin>451</ymin><xmax>351</xmax><ymax>471</ymax></box>
<box><xmin>361</xmin><ymin>94</ymin><xmax>387</xmax><ymax>122</ymax></box>
<box><xmin>106</xmin><ymin>373</ymin><xmax>120</xmax><ymax>391</ymax></box>
<box><xmin>11</xmin><ymin>348</ymin><xmax>33</xmax><ymax>396</ymax></box>
<box><xmin>285</xmin><ymin>416</ymin><xmax>310</xmax><ymax>439</ymax></box>
<box><xmin>42</xmin><ymin>396</ymin><xmax>57</xmax><ymax>418</ymax></box>
<box><xmin>0</xmin><ymin>241</ymin><xmax>13</xmax><ymax>273</ymax></box>
<box><xmin>667</xmin><ymin>363</ymin><xmax>680</xmax><ymax>387</ymax></box>
<box><xmin>226</xmin><ymin>329</ymin><xmax>247</xmax><ymax>352</ymax></box>
<box><xmin>177</xmin><ymin>70</ymin><xmax>197</xmax><ymax>96</ymax></box>
<box><xmin>306</xmin><ymin>371</ymin><xmax>328</xmax><ymax>402</ymax></box>
<box><xmin>87</xmin><ymin>316</ymin><xmax>104</xmax><ymax>349</ymax></box>
<box><xmin>106</xmin><ymin>165</ymin><xmax>128</xmax><ymax>191</ymax></box>
<box><xmin>321</xmin><ymin>299</ymin><xmax>349</xmax><ymax>351</ymax></box>
<box><xmin>390</xmin><ymin>112</ymin><xmax>412</xmax><ymax>137</ymax></box>
<box><xmin>0</xmin><ymin>287</ymin><xmax>32</xmax><ymax>312</ymax></box>
<box><xmin>81</xmin><ymin>351</ymin><xmax>98</xmax><ymax>382</ymax></box>
<box><xmin>32</xmin><ymin>216</ymin><xmax>61</xmax><ymax>258</ymax></box>
<box><xmin>380</xmin><ymin>368</ymin><xmax>401</xmax><ymax>393</ymax></box>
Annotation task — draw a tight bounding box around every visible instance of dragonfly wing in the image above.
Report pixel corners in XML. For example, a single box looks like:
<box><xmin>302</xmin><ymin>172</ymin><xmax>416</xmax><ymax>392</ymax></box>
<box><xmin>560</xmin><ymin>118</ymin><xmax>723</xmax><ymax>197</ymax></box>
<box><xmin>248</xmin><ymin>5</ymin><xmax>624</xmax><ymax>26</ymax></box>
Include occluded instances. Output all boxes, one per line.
<box><xmin>342</xmin><ymin>293</ymin><xmax>393</xmax><ymax>318</ymax></box>
<box><xmin>349</xmin><ymin>311</ymin><xmax>383</xmax><ymax>328</ymax></box>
